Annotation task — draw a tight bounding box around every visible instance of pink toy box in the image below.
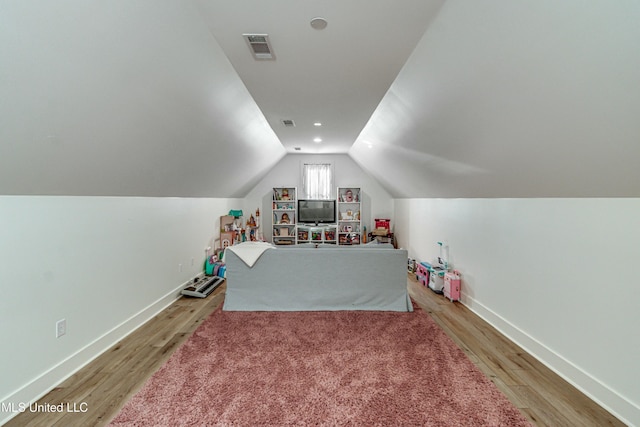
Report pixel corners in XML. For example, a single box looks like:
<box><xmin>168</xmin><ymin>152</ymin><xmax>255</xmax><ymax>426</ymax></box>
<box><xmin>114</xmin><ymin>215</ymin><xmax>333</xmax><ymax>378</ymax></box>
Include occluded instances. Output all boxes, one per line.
<box><xmin>444</xmin><ymin>271</ymin><xmax>461</xmax><ymax>302</ymax></box>
<box><xmin>416</xmin><ymin>262</ymin><xmax>431</xmax><ymax>287</ymax></box>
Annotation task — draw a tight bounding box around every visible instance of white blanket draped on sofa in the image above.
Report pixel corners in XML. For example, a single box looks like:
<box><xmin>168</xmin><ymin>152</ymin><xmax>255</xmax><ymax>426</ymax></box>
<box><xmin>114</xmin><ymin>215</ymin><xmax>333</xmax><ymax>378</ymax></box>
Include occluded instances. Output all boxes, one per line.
<box><xmin>223</xmin><ymin>242</ymin><xmax>412</xmax><ymax>312</ymax></box>
<box><xmin>224</xmin><ymin>241</ymin><xmax>274</xmax><ymax>267</ymax></box>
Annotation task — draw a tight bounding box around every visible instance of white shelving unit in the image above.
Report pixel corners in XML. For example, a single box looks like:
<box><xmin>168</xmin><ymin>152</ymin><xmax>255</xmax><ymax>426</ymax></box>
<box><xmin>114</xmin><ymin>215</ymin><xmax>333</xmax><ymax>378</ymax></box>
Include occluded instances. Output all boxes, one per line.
<box><xmin>272</xmin><ymin>187</ymin><xmax>296</xmax><ymax>245</ymax></box>
<box><xmin>337</xmin><ymin>187</ymin><xmax>361</xmax><ymax>245</ymax></box>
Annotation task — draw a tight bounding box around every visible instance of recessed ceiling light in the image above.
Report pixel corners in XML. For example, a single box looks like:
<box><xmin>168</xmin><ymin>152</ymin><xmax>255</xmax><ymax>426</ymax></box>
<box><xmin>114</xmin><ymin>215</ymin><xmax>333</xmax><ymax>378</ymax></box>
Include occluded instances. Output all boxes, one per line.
<box><xmin>313</xmin><ymin>137</ymin><xmax>322</xmax><ymax>143</ymax></box>
<box><xmin>313</xmin><ymin>122</ymin><xmax>322</xmax><ymax>127</ymax></box>
<box><xmin>310</xmin><ymin>17</ymin><xmax>328</xmax><ymax>30</ymax></box>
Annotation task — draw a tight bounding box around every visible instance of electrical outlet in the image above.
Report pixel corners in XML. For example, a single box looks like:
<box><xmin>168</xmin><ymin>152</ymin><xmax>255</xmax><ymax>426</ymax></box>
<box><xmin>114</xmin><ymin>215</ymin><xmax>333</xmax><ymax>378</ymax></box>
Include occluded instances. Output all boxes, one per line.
<box><xmin>178</xmin><ymin>263</ymin><xmax>183</xmax><ymax>272</ymax></box>
<box><xmin>56</xmin><ymin>319</ymin><xmax>66</xmax><ymax>338</ymax></box>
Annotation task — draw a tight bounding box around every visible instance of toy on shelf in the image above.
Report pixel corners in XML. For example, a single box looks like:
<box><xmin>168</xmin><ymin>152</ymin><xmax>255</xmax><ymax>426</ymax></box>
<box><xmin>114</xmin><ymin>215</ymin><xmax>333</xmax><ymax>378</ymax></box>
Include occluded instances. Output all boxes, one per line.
<box><xmin>324</xmin><ymin>229</ymin><xmax>335</xmax><ymax>241</ymax></box>
<box><xmin>245</xmin><ymin>208</ymin><xmax>262</xmax><ymax>241</ymax></box>
<box><xmin>408</xmin><ymin>258</ymin><xmax>416</xmax><ymax>273</ymax></box>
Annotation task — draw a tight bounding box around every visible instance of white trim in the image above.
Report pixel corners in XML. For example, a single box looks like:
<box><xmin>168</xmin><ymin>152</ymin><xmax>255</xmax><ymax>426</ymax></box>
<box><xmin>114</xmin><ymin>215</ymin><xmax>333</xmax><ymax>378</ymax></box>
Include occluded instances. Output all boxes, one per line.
<box><xmin>0</xmin><ymin>279</ymin><xmax>194</xmax><ymax>426</ymax></box>
<box><xmin>462</xmin><ymin>295</ymin><xmax>638</xmax><ymax>427</ymax></box>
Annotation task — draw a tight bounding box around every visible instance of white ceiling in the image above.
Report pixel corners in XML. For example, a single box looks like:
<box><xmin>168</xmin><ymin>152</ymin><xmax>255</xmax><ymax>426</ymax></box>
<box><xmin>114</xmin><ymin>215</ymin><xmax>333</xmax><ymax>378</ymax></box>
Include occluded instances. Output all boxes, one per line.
<box><xmin>1</xmin><ymin>1</ymin><xmax>640</xmax><ymax>198</ymax></box>
<box><xmin>195</xmin><ymin>0</ymin><xmax>445</xmax><ymax>154</ymax></box>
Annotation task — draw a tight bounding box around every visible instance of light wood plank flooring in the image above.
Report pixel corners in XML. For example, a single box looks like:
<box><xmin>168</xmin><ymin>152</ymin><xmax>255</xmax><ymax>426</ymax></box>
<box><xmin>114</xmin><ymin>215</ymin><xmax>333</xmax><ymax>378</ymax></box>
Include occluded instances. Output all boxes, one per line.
<box><xmin>4</xmin><ymin>278</ymin><xmax>625</xmax><ymax>427</ymax></box>
<box><xmin>407</xmin><ymin>277</ymin><xmax>625</xmax><ymax>427</ymax></box>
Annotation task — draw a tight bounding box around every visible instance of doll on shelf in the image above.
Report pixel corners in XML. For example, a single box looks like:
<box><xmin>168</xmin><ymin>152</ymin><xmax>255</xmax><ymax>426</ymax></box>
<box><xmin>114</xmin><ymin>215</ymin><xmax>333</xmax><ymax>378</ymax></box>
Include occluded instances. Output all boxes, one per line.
<box><xmin>345</xmin><ymin>189</ymin><xmax>353</xmax><ymax>202</ymax></box>
<box><xmin>281</xmin><ymin>189</ymin><xmax>290</xmax><ymax>200</ymax></box>
<box><xmin>280</xmin><ymin>213</ymin><xmax>290</xmax><ymax>224</ymax></box>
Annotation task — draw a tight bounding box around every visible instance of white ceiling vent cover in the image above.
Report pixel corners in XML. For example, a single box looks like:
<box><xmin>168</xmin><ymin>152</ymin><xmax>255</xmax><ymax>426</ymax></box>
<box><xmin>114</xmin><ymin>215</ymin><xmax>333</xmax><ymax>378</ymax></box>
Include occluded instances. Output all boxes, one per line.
<box><xmin>281</xmin><ymin>119</ymin><xmax>296</xmax><ymax>127</ymax></box>
<box><xmin>243</xmin><ymin>34</ymin><xmax>275</xmax><ymax>60</ymax></box>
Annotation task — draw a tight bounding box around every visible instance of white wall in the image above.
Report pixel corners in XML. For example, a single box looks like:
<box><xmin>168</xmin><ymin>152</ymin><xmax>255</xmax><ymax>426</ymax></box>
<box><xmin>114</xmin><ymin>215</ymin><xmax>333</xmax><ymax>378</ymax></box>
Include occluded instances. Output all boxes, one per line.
<box><xmin>242</xmin><ymin>154</ymin><xmax>394</xmax><ymax>242</ymax></box>
<box><xmin>395</xmin><ymin>198</ymin><xmax>640</xmax><ymax>426</ymax></box>
<box><xmin>0</xmin><ymin>195</ymin><xmax>237</xmax><ymax>425</ymax></box>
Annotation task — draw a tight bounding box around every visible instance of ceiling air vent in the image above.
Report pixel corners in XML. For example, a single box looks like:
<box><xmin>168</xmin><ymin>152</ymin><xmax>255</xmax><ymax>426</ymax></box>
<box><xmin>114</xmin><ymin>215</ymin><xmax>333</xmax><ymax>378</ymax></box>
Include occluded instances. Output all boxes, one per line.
<box><xmin>243</xmin><ymin>34</ymin><xmax>275</xmax><ymax>60</ymax></box>
<box><xmin>281</xmin><ymin>119</ymin><xmax>296</xmax><ymax>127</ymax></box>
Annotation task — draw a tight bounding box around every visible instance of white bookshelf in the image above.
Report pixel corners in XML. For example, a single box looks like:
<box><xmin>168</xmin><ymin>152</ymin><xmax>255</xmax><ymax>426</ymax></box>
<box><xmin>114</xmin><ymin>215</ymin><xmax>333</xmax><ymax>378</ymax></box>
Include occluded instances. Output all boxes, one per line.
<box><xmin>337</xmin><ymin>187</ymin><xmax>361</xmax><ymax>245</ymax></box>
<box><xmin>272</xmin><ymin>187</ymin><xmax>296</xmax><ymax>245</ymax></box>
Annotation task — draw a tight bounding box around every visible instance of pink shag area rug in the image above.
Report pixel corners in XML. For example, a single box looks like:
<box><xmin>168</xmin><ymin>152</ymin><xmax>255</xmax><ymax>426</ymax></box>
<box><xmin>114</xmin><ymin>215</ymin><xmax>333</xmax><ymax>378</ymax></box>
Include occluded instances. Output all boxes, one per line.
<box><xmin>109</xmin><ymin>304</ymin><xmax>532</xmax><ymax>426</ymax></box>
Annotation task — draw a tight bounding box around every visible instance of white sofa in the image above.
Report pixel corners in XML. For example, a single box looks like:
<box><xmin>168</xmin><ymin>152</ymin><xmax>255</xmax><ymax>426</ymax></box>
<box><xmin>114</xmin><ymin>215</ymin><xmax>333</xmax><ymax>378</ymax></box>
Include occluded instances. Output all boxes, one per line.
<box><xmin>223</xmin><ymin>243</ymin><xmax>412</xmax><ymax>311</ymax></box>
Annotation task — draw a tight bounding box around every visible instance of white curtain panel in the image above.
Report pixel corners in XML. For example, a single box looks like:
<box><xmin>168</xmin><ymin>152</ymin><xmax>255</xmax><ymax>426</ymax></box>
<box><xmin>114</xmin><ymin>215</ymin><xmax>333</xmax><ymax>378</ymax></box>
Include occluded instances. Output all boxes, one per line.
<box><xmin>303</xmin><ymin>163</ymin><xmax>333</xmax><ymax>199</ymax></box>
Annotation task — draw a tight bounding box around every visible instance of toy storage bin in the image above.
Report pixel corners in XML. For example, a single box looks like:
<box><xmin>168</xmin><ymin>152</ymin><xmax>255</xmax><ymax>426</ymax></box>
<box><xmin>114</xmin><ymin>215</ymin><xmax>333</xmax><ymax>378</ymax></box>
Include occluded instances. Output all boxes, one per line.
<box><xmin>444</xmin><ymin>271</ymin><xmax>461</xmax><ymax>302</ymax></box>
<box><xmin>416</xmin><ymin>262</ymin><xmax>431</xmax><ymax>287</ymax></box>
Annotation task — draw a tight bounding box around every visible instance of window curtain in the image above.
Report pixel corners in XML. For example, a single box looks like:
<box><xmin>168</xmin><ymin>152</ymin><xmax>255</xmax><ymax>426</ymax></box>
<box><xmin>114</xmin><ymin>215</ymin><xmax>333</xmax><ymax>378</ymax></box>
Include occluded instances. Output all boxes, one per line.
<box><xmin>303</xmin><ymin>163</ymin><xmax>333</xmax><ymax>199</ymax></box>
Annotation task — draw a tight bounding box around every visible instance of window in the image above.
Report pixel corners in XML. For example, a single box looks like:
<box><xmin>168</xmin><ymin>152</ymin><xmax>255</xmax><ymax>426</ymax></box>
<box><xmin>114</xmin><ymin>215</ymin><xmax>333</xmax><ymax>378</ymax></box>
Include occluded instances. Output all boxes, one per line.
<box><xmin>302</xmin><ymin>163</ymin><xmax>334</xmax><ymax>199</ymax></box>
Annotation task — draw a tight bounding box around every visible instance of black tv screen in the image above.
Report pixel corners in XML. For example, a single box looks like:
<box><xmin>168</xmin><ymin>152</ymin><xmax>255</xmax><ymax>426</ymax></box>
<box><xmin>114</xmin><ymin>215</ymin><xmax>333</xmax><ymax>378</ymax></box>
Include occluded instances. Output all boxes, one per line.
<box><xmin>297</xmin><ymin>199</ymin><xmax>336</xmax><ymax>224</ymax></box>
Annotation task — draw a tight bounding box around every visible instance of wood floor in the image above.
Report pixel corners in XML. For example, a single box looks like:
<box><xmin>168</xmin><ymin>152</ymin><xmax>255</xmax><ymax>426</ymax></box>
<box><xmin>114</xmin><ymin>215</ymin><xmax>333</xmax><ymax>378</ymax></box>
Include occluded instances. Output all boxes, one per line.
<box><xmin>4</xmin><ymin>277</ymin><xmax>625</xmax><ymax>427</ymax></box>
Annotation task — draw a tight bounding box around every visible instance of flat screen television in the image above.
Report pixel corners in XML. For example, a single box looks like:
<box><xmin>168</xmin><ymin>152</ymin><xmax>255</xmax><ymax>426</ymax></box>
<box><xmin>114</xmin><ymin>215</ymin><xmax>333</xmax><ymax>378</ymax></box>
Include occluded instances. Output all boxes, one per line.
<box><xmin>297</xmin><ymin>199</ymin><xmax>336</xmax><ymax>224</ymax></box>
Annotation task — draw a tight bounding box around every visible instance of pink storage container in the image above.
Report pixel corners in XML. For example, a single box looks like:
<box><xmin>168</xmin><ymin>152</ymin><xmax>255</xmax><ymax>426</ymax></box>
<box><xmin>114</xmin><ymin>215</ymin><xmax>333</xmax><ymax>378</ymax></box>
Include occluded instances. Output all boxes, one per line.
<box><xmin>444</xmin><ymin>271</ymin><xmax>461</xmax><ymax>302</ymax></box>
<box><xmin>416</xmin><ymin>262</ymin><xmax>430</xmax><ymax>287</ymax></box>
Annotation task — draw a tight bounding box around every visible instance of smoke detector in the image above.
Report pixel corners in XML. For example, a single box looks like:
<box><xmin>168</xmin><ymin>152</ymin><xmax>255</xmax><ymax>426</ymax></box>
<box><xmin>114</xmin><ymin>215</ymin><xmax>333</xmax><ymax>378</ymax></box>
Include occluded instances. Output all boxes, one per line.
<box><xmin>310</xmin><ymin>17</ymin><xmax>328</xmax><ymax>30</ymax></box>
<box><xmin>243</xmin><ymin>34</ymin><xmax>275</xmax><ymax>60</ymax></box>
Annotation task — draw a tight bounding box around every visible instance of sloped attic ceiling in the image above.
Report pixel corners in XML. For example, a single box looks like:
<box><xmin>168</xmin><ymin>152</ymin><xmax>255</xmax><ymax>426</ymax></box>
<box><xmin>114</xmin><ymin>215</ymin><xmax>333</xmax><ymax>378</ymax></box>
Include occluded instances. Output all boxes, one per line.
<box><xmin>1</xmin><ymin>1</ymin><xmax>640</xmax><ymax>199</ymax></box>
<box><xmin>0</xmin><ymin>1</ymin><xmax>286</xmax><ymax>198</ymax></box>
<box><xmin>351</xmin><ymin>1</ymin><xmax>640</xmax><ymax>197</ymax></box>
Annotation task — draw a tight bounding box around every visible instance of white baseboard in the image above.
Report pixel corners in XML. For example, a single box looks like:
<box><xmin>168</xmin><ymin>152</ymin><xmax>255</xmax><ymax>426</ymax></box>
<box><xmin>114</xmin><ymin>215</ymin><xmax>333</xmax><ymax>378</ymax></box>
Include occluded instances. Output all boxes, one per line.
<box><xmin>0</xmin><ymin>281</ymin><xmax>191</xmax><ymax>426</ymax></box>
<box><xmin>463</xmin><ymin>295</ymin><xmax>639</xmax><ymax>427</ymax></box>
